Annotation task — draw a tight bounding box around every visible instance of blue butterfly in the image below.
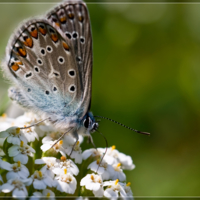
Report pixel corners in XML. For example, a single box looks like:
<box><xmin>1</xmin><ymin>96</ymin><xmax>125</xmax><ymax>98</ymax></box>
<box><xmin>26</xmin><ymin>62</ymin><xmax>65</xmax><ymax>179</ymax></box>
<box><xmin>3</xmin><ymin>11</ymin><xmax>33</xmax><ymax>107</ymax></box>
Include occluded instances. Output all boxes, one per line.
<box><xmin>3</xmin><ymin>1</ymin><xmax>98</xmax><ymax>145</ymax></box>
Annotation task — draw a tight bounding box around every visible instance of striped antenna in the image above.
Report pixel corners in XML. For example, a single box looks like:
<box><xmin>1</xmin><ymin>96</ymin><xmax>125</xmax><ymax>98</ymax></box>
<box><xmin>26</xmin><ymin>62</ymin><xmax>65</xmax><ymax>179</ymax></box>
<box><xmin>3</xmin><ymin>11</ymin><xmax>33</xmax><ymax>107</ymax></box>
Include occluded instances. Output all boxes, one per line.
<box><xmin>94</xmin><ymin>115</ymin><xmax>150</xmax><ymax>135</ymax></box>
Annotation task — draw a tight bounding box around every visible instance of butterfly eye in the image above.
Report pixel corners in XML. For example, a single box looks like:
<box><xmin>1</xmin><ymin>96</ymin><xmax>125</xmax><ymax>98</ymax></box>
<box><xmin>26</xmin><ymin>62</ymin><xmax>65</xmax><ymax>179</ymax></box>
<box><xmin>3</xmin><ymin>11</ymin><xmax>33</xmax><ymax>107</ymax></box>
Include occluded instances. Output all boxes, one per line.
<box><xmin>27</xmin><ymin>88</ymin><xmax>31</xmax><ymax>92</ymax></box>
<box><xmin>83</xmin><ymin>116</ymin><xmax>91</xmax><ymax>129</ymax></box>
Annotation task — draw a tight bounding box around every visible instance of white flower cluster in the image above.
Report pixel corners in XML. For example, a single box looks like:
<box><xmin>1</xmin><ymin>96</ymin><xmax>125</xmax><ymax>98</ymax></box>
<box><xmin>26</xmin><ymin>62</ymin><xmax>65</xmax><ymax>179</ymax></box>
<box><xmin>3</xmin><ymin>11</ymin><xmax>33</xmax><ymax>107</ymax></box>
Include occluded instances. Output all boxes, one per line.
<box><xmin>0</xmin><ymin>113</ymin><xmax>135</xmax><ymax>199</ymax></box>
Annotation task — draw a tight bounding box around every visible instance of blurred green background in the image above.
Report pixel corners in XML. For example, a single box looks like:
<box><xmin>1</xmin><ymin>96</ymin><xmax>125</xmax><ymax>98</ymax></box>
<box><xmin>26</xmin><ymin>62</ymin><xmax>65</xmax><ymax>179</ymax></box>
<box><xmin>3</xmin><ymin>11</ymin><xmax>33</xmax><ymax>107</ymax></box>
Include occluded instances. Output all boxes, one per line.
<box><xmin>0</xmin><ymin>1</ymin><xmax>200</xmax><ymax>197</ymax></box>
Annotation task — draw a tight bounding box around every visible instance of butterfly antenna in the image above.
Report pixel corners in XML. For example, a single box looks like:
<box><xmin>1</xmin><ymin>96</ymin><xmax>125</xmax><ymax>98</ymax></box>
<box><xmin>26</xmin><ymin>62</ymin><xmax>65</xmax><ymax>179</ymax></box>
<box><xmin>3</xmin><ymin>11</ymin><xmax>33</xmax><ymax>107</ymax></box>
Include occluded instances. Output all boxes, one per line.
<box><xmin>94</xmin><ymin>115</ymin><xmax>150</xmax><ymax>135</ymax></box>
<box><xmin>19</xmin><ymin>117</ymin><xmax>50</xmax><ymax>129</ymax></box>
<box><xmin>96</xmin><ymin>129</ymin><xmax>108</xmax><ymax>172</ymax></box>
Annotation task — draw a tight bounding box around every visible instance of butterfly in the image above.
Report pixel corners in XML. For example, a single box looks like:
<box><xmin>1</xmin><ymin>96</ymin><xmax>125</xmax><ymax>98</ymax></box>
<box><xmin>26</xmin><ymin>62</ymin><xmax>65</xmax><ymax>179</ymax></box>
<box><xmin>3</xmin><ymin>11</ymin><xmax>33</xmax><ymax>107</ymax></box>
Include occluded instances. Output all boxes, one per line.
<box><xmin>2</xmin><ymin>0</ymin><xmax>99</xmax><ymax>145</ymax></box>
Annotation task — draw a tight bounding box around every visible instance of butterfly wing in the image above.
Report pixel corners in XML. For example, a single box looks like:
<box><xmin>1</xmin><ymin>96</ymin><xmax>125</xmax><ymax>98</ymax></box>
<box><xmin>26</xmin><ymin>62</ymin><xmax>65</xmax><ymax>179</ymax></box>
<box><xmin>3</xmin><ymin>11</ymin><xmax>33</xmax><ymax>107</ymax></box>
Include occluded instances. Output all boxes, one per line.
<box><xmin>2</xmin><ymin>18</ymin><xmax>89</xmax><ymax>128</ymax></box>
<box><xmin>46</xmin><ymin>0</ymin><xmax>93</xmax><ymax>118</ymax></box>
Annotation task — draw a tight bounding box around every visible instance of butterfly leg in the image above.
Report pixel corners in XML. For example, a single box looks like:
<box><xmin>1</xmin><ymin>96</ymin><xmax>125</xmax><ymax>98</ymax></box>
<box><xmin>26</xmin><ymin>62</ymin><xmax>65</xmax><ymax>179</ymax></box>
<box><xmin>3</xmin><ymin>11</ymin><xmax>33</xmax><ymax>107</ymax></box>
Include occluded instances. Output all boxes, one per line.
<box><xmin>51</xmin><ymin>127</ymin><xmax>74</xmax><ymax>148</ymax></box>
<box><xmin>69</xmin><ymin>131</ymin><xmax>79</xmax><ymax>157</ymax></box>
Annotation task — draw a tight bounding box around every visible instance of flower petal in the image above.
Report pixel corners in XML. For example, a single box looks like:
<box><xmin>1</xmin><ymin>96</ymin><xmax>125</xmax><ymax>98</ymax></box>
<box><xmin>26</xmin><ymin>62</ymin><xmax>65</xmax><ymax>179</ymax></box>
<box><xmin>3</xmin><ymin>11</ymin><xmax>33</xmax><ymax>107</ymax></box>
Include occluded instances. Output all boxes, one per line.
<box><xmin>1</xmin><ymin>183</ymin><xmax>15</xmax><ymax>193</ymax></box>
<box><xmin>13</xmin><ymin>154</ymin><xmax>28</xmax><ymax>164</ymax></box>
<box><xmin>33</xmin><ymin>179</ymin><xmax>46</xmax><ymax>190</ymax></box>
<box><xmin>12</xmin><ymin>188</ymin><xmax>27</xmax><ymax>198</ymax></box>
<box><xmin>0</xmin><ymin>131</ymin><xmax>9</xmax><ymax>138</ymax></box>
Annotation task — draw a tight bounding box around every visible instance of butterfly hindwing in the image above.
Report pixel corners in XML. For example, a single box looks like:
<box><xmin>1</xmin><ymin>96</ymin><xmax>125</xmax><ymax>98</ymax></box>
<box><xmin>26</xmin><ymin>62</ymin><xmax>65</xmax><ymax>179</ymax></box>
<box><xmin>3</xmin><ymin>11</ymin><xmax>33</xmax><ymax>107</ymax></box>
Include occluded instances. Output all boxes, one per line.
<box><xmin>3</xmin><ymin>19</ymin><xmax>84</xmax><ymax>121</ymax></box>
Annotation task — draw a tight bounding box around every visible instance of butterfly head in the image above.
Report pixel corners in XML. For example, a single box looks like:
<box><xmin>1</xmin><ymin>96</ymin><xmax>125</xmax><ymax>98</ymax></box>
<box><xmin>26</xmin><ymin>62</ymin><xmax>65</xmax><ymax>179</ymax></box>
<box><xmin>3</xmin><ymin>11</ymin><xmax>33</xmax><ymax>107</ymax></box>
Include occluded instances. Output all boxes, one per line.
<box><xmin>82</xmin><ymin>112</ymin><xmax>98</xmax><ymax>133</ymax></box>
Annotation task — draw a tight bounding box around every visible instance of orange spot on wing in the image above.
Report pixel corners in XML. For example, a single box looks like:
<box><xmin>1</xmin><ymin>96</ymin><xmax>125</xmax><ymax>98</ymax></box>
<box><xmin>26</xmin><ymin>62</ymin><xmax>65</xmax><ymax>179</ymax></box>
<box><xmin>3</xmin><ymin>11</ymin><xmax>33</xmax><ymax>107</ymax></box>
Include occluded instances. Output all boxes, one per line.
<box><xmin>78</xmin><ymin>16</ymin><xmax>84</xmax><ymax>22</ymax></box>
<box><xmin>24</xmin><ymin>37</ymin><xmax>33</xmax><ymax>48</ymax></box>
<box><xmin>18</xmin><ymin>48</ymin><xmax>26</xmax><ymax>57</ymax></box>
<box><xmin>51</xmin><ymin>34</ymin><xmax>58</xmax><ymax>42</ymax></box>
<box><xmin>16</xmin><ymin>61</ymin><xmax>23</xmax><ymax>65</ymax></box>
<box><xmin>60</xmin><ymin>17</ymin><xmax>66</xmax><ymax>23</ymax></box>
<box><xmin>68</xmin><ymin>13</ymin><xmax>74</xmax><ymax>19</ymax></box>
<box><xmin>11</xmin><ymin>64</ymin><xmax>20</xmax><ymax>71</ymax></box>
<box><xmin>39</xmin><ymin>27</ymin><xmax>47</xmax><ymax>35</ymax></box>
<box><xmin>63</xmin><ymin>42</ymin><xmax>69</xmax><ymax>51</ymax></box>
<box><xmin>30</xmin><ymin>29</ymin><xmax>38</xmax><ymax>38</ymax></box>
<box><xmin>55</xmin><ymin>22</ymin><xmax>60</xmax><ymax>27</ymax></box>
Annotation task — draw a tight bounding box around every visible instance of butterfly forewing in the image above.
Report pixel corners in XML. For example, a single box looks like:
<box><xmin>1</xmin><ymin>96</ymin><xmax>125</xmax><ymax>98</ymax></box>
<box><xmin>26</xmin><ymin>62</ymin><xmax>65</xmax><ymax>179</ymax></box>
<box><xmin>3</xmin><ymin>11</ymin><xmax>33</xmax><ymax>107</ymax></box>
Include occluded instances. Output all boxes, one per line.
<box><xmin>3</xmin><ymin>19</ymin><xmax>83</xmax><ymax>119</ymax></box>
<box><xmin>46</xmin><ymin>0</ymin><xmax>93</xmax><ymax>118</ymax></box>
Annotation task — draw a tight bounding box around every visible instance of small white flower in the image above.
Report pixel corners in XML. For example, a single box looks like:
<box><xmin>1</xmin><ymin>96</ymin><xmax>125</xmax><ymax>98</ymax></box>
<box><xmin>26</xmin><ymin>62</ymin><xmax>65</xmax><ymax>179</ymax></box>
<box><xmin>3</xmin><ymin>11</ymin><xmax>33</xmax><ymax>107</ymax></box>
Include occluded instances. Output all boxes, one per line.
<box><xmin>23</xmin><ymin>126</ymin><xmax>39</xmax><ymax>143</ymax></box>
<box><xmin>53</xmin><ymin>156</ymin><xmax>79</xmax><ymax>176</ymax></box>
<box><xmin>35</xmin><ymin>157</ymin><xmax>57</xmax><ymax>179</ymax></box>
<box><xmin>0</xmin><ymin>127</ymin><xmax>27</xmax><ymax>145</ymax></box>
<box><xmin>8</xmin><ymin>141</ymin><xmax>35</xmax><ymax>164</ymax></box>
<box><xmin>103</xmin><ymin>179</ymin><xmax>127</xmax><ymax>198</ymax></box>
<box><xmin>65</xmin><ymin>140</ymin><xmax>82</xmax><ymax>164</ymax></box>
<box><xmin>31</xmin><ymin>168</ymin><xmax>54</xmax><ymax>190</ymax></box>
<box><xmin>99</xmin><ymin>146</ymin><xmax>135</xmax><ymax>170</ymax></box>
<box><xmin>80</xmin><ymin>173</ymin><xmax>104</xmax><ymax>197</ymax></box>
<box><xmin>117</xmin><ymin>152</ymin><xmax>135</xmax><ymax>170</ymax></box>
<box><xmin>88</xmin><ymin>160</ymin><xmax>115</xmax><ymax>180</ymax></box>
<box><xmin>30</xmin><ymin>189</ymin><xmax>55</xmax><ymax>200</ymax></box>
<box><xmin>82</xmin><ymin>148</ymin><xmax>102</xmax><ymax>160</ymax></box>
<box><xmin>4</xmin><ymin>161</ymin><xmax>29</xmax><ymax>180</ymax></box>
<box><xmin>1</xmin><ymin>177</ymin><xmax>29</xmax><ymax>198</ymax></box>
<box><xmin>54</xmin><ymin>168</ymin><xmax>77</xmax><ymax>194</ymax></box>
<box><xmin>98</xmin><ymin>146</ymin><xmax>119</xmax><ymax>165</ymax></box>
<box><xmin>122</xmin><ymin>182</ymin><xmax>133</xmax><ymax>198</ymax></box>
<box><xmin>41</xmin><ymin>138</ymin><xmax>66</xmax><ymax>157</ymax></box>
<box><xmin>111</xmin><ymin>163</ymin><xmax>126</xmax><ymax>181</ymax></box>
